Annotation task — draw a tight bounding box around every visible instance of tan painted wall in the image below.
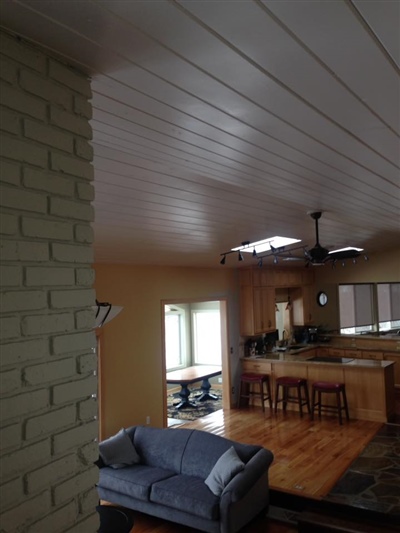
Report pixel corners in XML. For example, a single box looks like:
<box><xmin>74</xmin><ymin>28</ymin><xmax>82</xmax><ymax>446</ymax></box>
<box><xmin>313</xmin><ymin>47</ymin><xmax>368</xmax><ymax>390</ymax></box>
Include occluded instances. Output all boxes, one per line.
<box><xmin>95</xmin><ymin>249</ymin><xmax>399</xmax><ymax>437</ymax></box>
<box><xmin>94</xmin><ymin>264</ymin><xmax>239</xmax><ymax>437</ymax></box>
<box><xmin>314</xmin><ymin>249</ymin><xmax>400</xmax><ymax>331</ymax></box>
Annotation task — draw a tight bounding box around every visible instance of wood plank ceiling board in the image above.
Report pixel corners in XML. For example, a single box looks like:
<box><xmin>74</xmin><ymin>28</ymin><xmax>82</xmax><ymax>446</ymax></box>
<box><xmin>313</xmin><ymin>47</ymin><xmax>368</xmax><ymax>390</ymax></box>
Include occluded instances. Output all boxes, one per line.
<box><xmin>0</xmin><ymin>0</ymin><xmax>399</xmax><ymax>266</ymax></box>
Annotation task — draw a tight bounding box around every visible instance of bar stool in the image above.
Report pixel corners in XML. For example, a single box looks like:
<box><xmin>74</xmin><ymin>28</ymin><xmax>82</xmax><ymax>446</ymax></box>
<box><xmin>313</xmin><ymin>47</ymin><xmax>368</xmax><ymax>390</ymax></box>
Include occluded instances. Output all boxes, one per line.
<box><xmin>238</xmin><ymin>373</ymin><xmax>272</xmax><ymax>412</ymax></box>
<box><xmin>274</xmin><ymin>376</ymin><xmax>310</xmax><ymax>417</ymax></box>
<box><xmin>311</xmin><ymin>381</ymin><xmax>349</xmax><ymax>425</ymax></box>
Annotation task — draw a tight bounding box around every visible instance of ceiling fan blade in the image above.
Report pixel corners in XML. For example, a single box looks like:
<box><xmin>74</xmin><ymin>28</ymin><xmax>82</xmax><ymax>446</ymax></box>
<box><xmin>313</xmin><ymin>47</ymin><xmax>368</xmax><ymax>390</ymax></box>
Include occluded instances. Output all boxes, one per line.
<box><xmin>328</xmin><ymin>249</ymin><xmax>361</xmax><ymax>261</ymax></box>
<box><xmin>304</xmin><ymin>212</ymin><xmax>365</xmax><ymax>266</ymax></box>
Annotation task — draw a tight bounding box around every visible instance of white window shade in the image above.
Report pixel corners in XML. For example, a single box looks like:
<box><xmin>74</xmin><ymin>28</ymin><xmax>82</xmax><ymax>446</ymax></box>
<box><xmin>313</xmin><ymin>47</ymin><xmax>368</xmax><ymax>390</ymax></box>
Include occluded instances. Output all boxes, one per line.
<box><xmin>339</xmin><ymin>284</ymin><xmax>373</xmax><ymax>329</ymax></box>
<box><xmin>378</xmin><ymin>283</ymin><xmax>400</xmax><ymax>322</ymax></box>
<box><xmin>354</xmin><ymin>284</ymin><xmax>374</xmax><ymax>327</ymax></box>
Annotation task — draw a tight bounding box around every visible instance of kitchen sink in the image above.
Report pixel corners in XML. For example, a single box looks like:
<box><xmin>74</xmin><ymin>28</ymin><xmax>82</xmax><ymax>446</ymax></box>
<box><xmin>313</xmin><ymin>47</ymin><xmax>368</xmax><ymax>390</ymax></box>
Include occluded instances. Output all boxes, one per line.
<box><xmin>288</xmin><ymin>345</ymin><xmax>307</xmax><ymax>350</ymax></box>
<box><xmin>276</xmin><ymin>344</ymin><xmax>307</xmax><ymax>352</ymax></box>
<box><xmin>307</xmin><ymin>356</ymin><xmax>354</xmax><ymax>364</ymax></box>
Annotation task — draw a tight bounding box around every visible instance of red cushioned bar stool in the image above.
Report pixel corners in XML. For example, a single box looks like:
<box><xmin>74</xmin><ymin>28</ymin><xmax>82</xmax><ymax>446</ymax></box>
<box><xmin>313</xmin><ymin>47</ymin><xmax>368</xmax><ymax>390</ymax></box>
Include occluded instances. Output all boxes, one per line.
<box><xmin>274</xmin><ymin>376</ymin><xmax>310</xmax><ymax>417</ymax></box>
<box><xmin>238</xmin><ymin>373</ymin><xmax>272</xmax><ymax>412</ymax></box>
<box><xmin>311</xmin><ymin>381</ymin><xmax>349</xmax><ymax>425</ymax></box>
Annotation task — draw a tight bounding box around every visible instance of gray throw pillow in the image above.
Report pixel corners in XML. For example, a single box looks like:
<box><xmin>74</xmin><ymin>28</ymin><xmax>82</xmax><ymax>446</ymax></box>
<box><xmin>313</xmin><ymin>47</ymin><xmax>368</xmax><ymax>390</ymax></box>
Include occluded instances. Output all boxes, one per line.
<box><xmin>99</xmin><ymin>428</ymin><xmax>140</xmax><ymax>469</ymax></box>
<box><xmin>204</xmin><ymin>446</ymin><xmax>245</xmax><ymax>496</ymax></box>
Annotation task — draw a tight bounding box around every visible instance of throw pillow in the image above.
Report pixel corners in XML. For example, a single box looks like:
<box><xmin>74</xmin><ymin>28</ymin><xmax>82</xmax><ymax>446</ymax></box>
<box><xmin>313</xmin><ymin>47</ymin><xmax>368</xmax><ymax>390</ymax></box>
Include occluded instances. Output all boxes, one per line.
<box><xmin>204</xmin><ymin>446</ymin><xmax>245</xmax><ymax>496</ymax></box>
<box><xmin>99</xmin><ymin>428</ymin><xmax>140</xmax><ymax>469</ymax></box>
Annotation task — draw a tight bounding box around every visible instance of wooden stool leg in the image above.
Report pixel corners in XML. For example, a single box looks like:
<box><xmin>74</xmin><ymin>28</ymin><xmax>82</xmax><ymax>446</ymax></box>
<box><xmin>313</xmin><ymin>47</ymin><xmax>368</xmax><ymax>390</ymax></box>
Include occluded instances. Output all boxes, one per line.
<box><xmin>297</xmin><ymin>385</ymin><xmax>303</xmax><ymax>417</ymax></box>
<box><xmin>342</xmin><ymin>388</ymin><xmax>350</xmax><ymax>421</ymax></box>
<box><xmin>259</xmin><ymin>379</ymin><xmax>265</xmax><ymax>413</ymax></box>
<box><xmin>318</xmin><ymin>391</ymin><xmax>322</xmax><ymax>419</ymax></box>
<box><xmin>282</xmin><ymin>386</ymin><xmax>288</xmax><ymax>412</ymax></box>
<box><xmin>238</xmin><ymin>380</ymin><xmax>244</xmax><ymax>408</ymax></box>
<box><xmin>336</xmin><ymin>390</ymin><xmax>343</xmax><ymax>425</ymax></box>
<box><xmin>311</xmin><ymin>387</ymin><xmax>316</xmax><ymax>420</ymax></box>
<box><xmin>266</xmin><ymin>377</ymin><xmax>272</xmax><ymax>409</ymax></box>
<box><xmin>274</xmin><ymin>383</ymin><xmax>280</xmax><ymax>414</ymax></box>
<box><xmin>304</xmin><ymin>383</ymin><xmax>311</xmax><ymax>413</ymax></box>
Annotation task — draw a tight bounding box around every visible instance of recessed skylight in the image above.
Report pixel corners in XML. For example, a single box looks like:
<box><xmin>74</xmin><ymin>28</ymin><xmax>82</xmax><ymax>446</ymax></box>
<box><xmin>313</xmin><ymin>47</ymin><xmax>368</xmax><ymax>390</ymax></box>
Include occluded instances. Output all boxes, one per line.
<box><xmin>232</xmin><ymin>236</ymin><xmax>301</xmax><ymax>254</ymax></box>
<box><xmin>329</xmin><ymin>246</ymin><xmax>363</xmax><ymax>254</ymax></box>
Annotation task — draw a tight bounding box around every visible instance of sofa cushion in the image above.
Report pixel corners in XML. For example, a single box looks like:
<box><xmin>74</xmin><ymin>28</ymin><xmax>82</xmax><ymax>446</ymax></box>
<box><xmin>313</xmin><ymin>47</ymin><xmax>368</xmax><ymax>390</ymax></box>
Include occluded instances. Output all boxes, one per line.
<box><xmin>99</xmin><ymin>464</ymin><xmax>176</xmax><ymax>502</ymax></box>
<box><xmin>204</xmin><ymin>446</ymin><xmax>245</xmax><ymax>496</ymax></box>
<box><xmin>99</xmin><ymin>428</ymin><xmax>140</xmax><ymax>469</ymax></box>
<box><xmin>150</xmin><ymin>474</ymin><xmax>220</xmax><ymax>521</ymax></box>
<box><xmin>181</xmin><ymin>430</ymin><xmax>260</xmax><ymax>479</ymax></box>
<box><xmin>133</xmin><ymin>426</ymin><xmax>193</xmax><ymax>473</ymax></box>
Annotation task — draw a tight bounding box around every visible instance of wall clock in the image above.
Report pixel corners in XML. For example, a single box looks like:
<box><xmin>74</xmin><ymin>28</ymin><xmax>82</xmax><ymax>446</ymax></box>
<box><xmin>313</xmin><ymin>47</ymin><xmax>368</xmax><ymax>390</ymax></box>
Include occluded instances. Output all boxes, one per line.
<box><xmin>317</xmin><ymin>291</ymin><xmax>328</xmax><ymax>307</ymax></box>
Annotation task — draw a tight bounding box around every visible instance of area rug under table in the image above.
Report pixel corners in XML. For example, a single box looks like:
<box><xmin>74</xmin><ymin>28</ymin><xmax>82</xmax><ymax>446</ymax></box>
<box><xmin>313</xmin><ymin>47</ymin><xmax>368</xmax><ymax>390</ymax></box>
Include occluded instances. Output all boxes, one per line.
<box><xmin>324</xmin><ymin>423</ymin><xmax>400</xmax><ymax>517</ymax></box>
<box><xmin>167</xmin><ymin>388</ymin><xmax>222</xmax><ymax>421</ymax></box>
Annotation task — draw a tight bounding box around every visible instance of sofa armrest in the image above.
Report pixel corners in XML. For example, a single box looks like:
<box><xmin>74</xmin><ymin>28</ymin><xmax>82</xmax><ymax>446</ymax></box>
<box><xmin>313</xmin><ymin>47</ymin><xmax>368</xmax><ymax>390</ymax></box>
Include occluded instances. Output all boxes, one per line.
<box><xmin>220</xmin><ymin>448</ymin><xmax>273</xmax><ymax>502</ymax></box>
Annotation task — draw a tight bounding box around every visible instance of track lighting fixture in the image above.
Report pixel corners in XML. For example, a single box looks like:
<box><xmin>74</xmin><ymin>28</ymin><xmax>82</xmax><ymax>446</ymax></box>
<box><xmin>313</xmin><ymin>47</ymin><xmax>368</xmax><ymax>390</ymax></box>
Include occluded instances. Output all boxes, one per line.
<box><xmin>219</xmin><ymin>213</ymin><xmax>369</xmax><ymax>267</ymax></box>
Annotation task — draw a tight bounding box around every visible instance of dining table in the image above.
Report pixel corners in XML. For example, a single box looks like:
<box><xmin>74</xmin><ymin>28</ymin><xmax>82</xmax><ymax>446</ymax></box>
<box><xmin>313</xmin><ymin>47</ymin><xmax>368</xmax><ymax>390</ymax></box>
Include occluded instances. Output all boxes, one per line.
<box><xmin>166</xmin><ymin>365</ymin><xmax>222</xmax><ymax>409</ymax></box>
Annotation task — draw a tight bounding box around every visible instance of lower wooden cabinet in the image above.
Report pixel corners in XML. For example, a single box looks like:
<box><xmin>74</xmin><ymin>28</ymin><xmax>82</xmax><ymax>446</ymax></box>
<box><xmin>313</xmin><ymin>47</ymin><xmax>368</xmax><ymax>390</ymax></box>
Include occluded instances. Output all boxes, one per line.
<box><xmin>328</xmin><ymin>348</ymin><xmax>344</xmax><ymax>357</ymax></box>
<box><xmin>361</xmin><ymin>351</ymin><xmax>383</xmax><ymax>361</ymax></box>
<box><xmin>384</xmin><ymin>352</ymin><xmax>400</xmax><ymax>387</ymax></box>
<box><xmin>239</xmin><ymin>353</ymin><xmax>396</xmax><ymax>422</ymax></box>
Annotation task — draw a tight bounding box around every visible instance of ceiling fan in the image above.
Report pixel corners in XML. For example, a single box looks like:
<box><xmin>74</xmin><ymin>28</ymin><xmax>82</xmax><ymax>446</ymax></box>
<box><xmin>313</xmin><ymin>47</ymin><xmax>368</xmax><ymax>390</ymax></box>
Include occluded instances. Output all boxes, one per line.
<box><xmin>304</xmin><ymin>211</ymin><xmax>363</xmax><ymax>266</ymax></box>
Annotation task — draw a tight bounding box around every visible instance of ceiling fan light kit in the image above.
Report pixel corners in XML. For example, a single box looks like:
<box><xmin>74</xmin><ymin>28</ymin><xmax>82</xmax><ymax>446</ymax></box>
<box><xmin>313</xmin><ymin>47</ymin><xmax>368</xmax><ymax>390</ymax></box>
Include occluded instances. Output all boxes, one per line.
<box><xmin>220</xmin><ymin>212</ymin><xmax>368</xmax><ymax>268</ymax></box>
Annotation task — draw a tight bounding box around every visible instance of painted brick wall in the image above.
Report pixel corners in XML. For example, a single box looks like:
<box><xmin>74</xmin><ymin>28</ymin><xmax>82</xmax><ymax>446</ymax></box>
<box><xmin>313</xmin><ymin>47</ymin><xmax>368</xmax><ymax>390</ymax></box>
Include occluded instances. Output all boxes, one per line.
<box><xmin>0</xmin><ymin>30</ymin><xmax>99</xmax><ymax>532</ymax></box>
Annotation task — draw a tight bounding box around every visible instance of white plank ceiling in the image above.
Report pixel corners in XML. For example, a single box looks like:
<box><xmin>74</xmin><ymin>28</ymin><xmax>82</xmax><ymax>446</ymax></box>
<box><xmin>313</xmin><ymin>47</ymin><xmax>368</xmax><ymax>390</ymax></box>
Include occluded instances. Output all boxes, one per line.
<box><xmin>1</xmin><ymin>0</ymin><xmax>399</xmax><ymax>267</ymax></box>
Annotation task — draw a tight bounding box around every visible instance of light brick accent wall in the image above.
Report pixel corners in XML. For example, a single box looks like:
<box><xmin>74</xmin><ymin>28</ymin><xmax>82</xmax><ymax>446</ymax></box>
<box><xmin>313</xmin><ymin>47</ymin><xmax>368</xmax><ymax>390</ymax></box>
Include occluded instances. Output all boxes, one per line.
<box><xmin>0</xmin><ymin>30</ymin><xmax>99</xmax><ymax>532</ymax></box>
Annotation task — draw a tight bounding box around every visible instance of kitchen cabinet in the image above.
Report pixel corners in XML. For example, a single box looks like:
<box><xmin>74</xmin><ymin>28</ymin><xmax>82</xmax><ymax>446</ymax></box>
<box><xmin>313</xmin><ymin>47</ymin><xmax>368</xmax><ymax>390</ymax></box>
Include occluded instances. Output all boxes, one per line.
<box><xmin>252</xmin><ymin>268</ymin><xmax>272</xmax><ymax>287</ymax></box>
<box><xmin>344</xmin><ymin>350</ymin><xmax>359</xmax><ymax>358</ymax></box>
<box><xmin>240</xmin><ymin>353</ymin><xmax>396</xmax><ymax>421</ymax></box>
<box><xmin>384</xmin><ymin>353</ymin><xmax>400</xmax><ymax>387</ymax></box>
<box><xmin>240</xmin><ymin>285</ymin><xmax>276</xmax><ymax>336</ymax></box>
<box><xmin>361</xmin><ymin>351</ymin><xmax>383</xmax><ymax>361</ymax></box>
<box><xmin>254</xmin><ymin>287</ymin><xmax>276</xmax><ymax>334</ymax></box>
<box><xmin>291</xmin><ymin>285</ymin><xmax>314</xmax><ymax>326</ymax></box>
<box><xmin>239</xmin><ymin>265</ymin><xmax>313</xmax><ymax>335</ymax></box>
<box><xmin>242</xmin><ymin>266</ymin><xmax>313</xmax><ymax>288</ymax></box>
<box><xmin>328</xmin><ymin>348</ymin><xmax>344</xmax><ymax>357</ymax></box>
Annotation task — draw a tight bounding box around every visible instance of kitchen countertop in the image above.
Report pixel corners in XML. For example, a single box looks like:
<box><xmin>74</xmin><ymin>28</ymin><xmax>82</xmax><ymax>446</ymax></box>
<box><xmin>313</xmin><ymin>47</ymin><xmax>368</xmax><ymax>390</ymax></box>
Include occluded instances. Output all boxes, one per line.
<box><xmin>243</xmin><ymin>345</ymin><xmax>395</xmax><ymax>368</ymax></box>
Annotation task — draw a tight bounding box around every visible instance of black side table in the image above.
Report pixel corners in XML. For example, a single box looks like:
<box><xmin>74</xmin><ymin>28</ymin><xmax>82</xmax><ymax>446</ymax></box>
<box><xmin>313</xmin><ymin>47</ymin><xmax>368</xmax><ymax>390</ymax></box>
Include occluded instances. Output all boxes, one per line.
<box><xmin>96</xmin><ymin>505</ymin><xmax>134</xmax><ymax>533</ymax></box>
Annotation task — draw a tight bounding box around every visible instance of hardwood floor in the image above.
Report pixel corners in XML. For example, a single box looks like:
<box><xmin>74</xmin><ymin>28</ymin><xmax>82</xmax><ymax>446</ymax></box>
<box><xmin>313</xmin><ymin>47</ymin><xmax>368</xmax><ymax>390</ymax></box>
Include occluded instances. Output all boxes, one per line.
<box><xmin>181</xmin><ymin>406</ymin><xmax>381</xmax><ymax>500</ymax></box>
<box><xmin>108</xmin><ymin>406</ymin><xmax>383</xmax><ymax>532</ymax></box>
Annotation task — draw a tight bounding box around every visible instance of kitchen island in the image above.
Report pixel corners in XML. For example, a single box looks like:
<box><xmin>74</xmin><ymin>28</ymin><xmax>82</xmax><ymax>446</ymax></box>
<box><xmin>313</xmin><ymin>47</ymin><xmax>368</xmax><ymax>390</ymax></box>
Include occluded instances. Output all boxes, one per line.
<box><xmin>241</xmin><ymin>347</ymin><xmax>396</xmax><ymax>422</ymax></box>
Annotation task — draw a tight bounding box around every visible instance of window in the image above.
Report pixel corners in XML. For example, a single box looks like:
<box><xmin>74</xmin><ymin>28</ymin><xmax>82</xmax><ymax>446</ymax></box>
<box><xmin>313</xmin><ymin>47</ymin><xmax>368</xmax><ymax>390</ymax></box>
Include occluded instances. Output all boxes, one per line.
<box><xmin>339</xmin><ymin>282</ymin><xmax>400</xmax><ymax>334</ymax></box>
<box><xmin>165</xmin><ymin>307</ymin><xmax>186</xmax><ymax>371</ymax></box>
<box><xmin>377</xmin><ymin>283</ymin><xmax>400</xmax><ymax>331</ymax></box>
<box><xmin>192</xmin><ymin>310</ymin><xmax>222</xmax><ymax>365</ymax></box>
<box><xmin>339</xmin><ymin>284</ymin><xmax>375</xmax><ymax>334</ymax></box>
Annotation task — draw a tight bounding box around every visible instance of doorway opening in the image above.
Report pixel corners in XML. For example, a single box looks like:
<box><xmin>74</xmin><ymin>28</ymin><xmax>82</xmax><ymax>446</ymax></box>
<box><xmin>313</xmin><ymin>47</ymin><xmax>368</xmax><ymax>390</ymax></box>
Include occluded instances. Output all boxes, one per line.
<box><xmin>162</xmin><ymin>298</ymin><xmax>230</xmax><ymax>427</ymax></box>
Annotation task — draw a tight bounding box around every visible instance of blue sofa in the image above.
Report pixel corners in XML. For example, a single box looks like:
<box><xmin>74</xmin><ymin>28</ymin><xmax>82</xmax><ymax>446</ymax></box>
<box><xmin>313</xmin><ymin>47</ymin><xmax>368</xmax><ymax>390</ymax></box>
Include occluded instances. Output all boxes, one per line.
<box><xmin>96</xmin><ymin>425</ymin><xmax>274</xmax><ymax>533</ymax></box>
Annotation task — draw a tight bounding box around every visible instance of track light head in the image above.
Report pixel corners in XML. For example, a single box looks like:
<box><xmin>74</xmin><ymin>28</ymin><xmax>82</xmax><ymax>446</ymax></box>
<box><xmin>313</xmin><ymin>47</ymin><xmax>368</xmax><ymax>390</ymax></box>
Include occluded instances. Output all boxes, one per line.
<box><xmin>220</xmin><ymin>255</ymin><xmax>226</xmax><ymax>265</ymax></box>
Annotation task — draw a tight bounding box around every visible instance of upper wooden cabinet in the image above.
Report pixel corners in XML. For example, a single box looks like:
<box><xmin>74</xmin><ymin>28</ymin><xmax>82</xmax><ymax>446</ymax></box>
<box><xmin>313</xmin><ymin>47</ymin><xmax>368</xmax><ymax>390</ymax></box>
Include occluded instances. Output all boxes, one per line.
<box><xmin>254</xmin><ymin>286</ymin><xmax>276</xmax><ymax>334</ymax></box>
<box><xmin>239</xmin><ymin>266</ymin><xmax>313</xmax><ymax>335</ymax></box>
<box><xmin>251</xmin><ymin>266</ymin><xmax>313</xmax><ymax>288</ymax></box>
<box><xmin>291</xmin><ymin>285</ymin><xmax>314</xmax><ymax>326</ymax></box>
<box><xmin>240</xmin><ymin>285</ymin><xmax>276</xmax><ymax>336</ymax></box>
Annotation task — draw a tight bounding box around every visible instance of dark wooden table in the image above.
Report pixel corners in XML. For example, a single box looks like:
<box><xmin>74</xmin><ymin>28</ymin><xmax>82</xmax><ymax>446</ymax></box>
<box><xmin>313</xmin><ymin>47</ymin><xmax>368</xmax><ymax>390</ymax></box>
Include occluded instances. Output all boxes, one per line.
<box><xmin>166</xmin><ymin>365</ymin><xmax>222</xmax><ymax>409</ymax></box>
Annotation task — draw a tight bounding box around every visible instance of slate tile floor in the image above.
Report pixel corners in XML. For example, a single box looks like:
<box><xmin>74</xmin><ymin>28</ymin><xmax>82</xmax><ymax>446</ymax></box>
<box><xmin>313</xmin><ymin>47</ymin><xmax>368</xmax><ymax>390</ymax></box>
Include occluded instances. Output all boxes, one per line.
<box><xmin>324</xmin><ymin>423</ymin><xmax>400</xmax><ymax>517</ymax></box>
